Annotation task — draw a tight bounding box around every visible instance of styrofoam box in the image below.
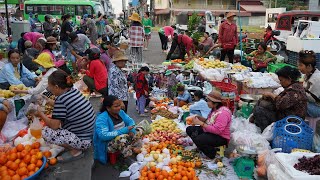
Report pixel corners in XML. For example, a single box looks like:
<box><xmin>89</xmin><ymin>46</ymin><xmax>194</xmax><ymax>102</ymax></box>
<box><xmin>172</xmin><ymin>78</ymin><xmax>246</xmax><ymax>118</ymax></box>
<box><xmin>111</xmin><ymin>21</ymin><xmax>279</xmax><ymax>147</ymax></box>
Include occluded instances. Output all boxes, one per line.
<box><xmin>275</xmin><ymin>152</ymin><xmax>320</xmax><ymax>180</ymax></box>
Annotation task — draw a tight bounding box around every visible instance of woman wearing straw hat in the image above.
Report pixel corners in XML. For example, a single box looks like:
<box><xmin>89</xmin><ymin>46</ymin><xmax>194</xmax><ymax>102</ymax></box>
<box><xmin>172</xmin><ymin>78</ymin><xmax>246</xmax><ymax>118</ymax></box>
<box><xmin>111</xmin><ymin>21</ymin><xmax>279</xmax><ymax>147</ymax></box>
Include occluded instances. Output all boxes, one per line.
<box><xmin>186</xmin><ymin>91</ymin><xmax>232</xmax><ymax>159</ymax></box>
<box><xmin>128</xmin><ymin>13</ymin><xmax>145</xmax><ymax>64</ymax></box>
<box><xmin>108</xmin><ymin>51</ymin><xmax>130</xmax><ymax>112</ymax></box>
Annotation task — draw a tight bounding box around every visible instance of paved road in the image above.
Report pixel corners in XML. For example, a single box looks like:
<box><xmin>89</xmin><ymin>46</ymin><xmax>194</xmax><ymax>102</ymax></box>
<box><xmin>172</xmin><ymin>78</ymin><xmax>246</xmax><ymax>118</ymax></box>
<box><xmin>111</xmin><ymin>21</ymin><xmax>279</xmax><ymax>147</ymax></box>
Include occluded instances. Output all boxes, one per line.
<box><xmin>91</xmin><ymin>32</ymin><xmax>165</xmax><ymax>180</ymax></box>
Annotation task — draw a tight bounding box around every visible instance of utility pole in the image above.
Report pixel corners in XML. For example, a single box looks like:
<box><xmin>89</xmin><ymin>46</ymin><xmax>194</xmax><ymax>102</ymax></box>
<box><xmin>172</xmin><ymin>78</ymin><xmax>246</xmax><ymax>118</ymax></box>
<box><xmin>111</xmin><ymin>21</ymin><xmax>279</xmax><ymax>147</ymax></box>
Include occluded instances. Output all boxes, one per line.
<box><xmin>5</xmin><ymin>0</ymin><xmax>10</xmax><ymax>36</ymax></box>
<box><xmin>150</xmin><ymin>0</ymin><xmax>155</xmax><ymax>26</ymax></box>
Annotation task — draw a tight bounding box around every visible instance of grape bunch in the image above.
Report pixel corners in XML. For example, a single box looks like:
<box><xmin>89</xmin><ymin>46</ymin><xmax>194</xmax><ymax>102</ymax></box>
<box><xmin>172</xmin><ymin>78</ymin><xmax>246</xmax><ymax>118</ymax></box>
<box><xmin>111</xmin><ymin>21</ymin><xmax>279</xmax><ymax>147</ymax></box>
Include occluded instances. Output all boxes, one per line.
<box><xmin>293</xmin><ymin>155</ymin><xmax>320</xmax><ymax>175</ymax></box>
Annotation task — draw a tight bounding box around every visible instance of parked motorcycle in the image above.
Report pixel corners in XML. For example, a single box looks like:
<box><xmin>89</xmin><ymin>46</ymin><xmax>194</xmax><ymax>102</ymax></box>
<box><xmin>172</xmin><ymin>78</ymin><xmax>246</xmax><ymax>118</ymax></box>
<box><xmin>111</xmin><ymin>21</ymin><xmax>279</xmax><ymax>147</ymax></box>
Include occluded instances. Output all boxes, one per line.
<box><xmin>112</xmin><ymin>23</ymin><xmax>128</xmax><ymax>46</ymax></box>
<box><xmin>265</xmin><ymin>30</ymin><xmax>283</xmax><ymax>53</ymax></box>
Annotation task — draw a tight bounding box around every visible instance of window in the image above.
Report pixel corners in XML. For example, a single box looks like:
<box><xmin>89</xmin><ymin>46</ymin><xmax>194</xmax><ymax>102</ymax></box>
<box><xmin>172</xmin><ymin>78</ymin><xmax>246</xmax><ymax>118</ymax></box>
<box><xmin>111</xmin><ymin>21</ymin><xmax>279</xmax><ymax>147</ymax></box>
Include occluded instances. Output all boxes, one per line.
<box><xmin>64</xmin><ymin>6</ymin><xmax>75</xmax><ymax>17</ymax></box>
<box><xmin>26</xmin><ymin>5</ymin><xmax>33</xmax><ymax>14</ymax></box>
<box><xmin>268</xmin><ymin>13</ymin><xmax>279</xmax><ymax>23</ymax></box>
<box><xmin>48</xmin><ymin>5</ymin><xmax>63</xmax><ymax>15</ymax></box>
<box><xmin>277</xmin><ymin>16</ymin><xmax>290</xmax><ymax>30</ymax></box>
<box><xmin>77</xmin><ymin>5</ymin><xmax>93</xmax><ymax>16</ymax></box>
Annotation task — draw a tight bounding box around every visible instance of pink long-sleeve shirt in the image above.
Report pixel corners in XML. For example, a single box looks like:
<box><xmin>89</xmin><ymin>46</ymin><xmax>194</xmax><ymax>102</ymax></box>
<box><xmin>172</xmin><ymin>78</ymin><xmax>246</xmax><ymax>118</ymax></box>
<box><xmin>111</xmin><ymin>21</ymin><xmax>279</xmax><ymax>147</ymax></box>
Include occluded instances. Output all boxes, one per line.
<box><xmin>203</xmin><ymin>106</ymin><xmax>232</xmax><ymax>141</ymax></box>
<box><xmin>163</xmin><ymin>26</ymin><xmax>175</xmax><ymax>37</ymax></box>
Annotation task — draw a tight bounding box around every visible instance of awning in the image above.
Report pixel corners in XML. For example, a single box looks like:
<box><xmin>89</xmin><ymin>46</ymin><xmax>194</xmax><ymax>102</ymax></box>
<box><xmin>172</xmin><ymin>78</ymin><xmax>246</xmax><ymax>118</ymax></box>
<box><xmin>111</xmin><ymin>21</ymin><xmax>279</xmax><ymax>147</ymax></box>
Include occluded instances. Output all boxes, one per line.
<box><xmin>240</xmin><ymin>5</ymin><xmax>266</xmax><ymax>13</ymax></box>
<box><xmin>155</xmin><ymin>8</ymin><xmax>170</xmax><ymax>15</ymax></box>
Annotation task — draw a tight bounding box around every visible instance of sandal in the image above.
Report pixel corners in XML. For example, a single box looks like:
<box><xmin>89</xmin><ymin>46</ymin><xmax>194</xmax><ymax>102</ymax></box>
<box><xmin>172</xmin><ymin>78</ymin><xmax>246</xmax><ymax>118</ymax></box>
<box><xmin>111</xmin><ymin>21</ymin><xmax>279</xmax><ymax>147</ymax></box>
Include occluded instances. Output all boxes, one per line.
<box><xmin>57</xmin><ymin>151</ymin><xmax>84</xmax><ymax>163</ymax></box>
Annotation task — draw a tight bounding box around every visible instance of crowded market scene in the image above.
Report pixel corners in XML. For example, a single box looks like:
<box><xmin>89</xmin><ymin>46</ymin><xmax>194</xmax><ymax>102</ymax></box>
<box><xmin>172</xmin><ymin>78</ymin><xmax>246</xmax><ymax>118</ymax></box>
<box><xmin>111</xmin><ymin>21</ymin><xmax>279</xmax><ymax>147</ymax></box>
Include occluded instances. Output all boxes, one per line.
<box><xmin>0</xmin><ymin>0</ymin><xmax>320</xmax><ymax>179</ymax></box>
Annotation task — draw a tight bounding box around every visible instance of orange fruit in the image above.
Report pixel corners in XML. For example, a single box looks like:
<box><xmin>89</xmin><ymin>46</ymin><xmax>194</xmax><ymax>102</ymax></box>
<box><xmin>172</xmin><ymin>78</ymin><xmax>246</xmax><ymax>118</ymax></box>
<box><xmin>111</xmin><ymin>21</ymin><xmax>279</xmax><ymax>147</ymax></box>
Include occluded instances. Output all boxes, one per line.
<box><xmin>31</xmin><ymin>142</ymin><xmax>41</xmax><ymax>149</ymax></box>
<box><xmin>10</xmin><ymin>148</ymin><xmax>17</xmax><ymax>154</ymax></box>
<box><xmin>148</xmin><ymin>172</ymin><xmax>155</xmax><ymax>179</ymax></box>
<box><xmin>0</xmin><ymin>166</ymin><xmax>7</xmax><ymax>172</ymax></box>
<box><xmin>11</xmin><ymin>174</ymin><xmax>21</xmax><ymax>180</ymax></box>
<box><xmin>9</xmin><ymin>162</ymin><xmax>18</xmax><ymax>171</ymax></box>
<box><xmin>0</xmin><ymin>154</ymin><xmax>8</xmax><ymax>165</ymax></box>
<box><xmin>14</xmin><ymin>159</ymin><xmax>21</xmax><ymax>165</ymax></box>
<box><xmin>172</xmin><ymin>168</ymin><xmax>178</xmax><ymax>173</ymax></box>
<box><xmin>21</xmin><ymin>175</ymin><xmax>28</xmax><ymax>180</ymax></box>
<box><xmin>8</xmin><ymin>153</ymin><xmax>17</xmax><ymax>162</ymax></box>
<box><xmin>30</xmin><ymin>149</ymin><xmax>37</xmax><ymax>156</ymax></box>
<box><xmin>195</xmin><ymin>161</ymin><xmax>202</xmax><ymax>168</ymax></box>
<box><xmin>19</xmin><ymin>162</ymin><xmax>27</xmax><ymax>168</ymax></box>
<box><xmin>36</xmin><ymin>160</ymin><xmax>43</xmax><ymax>168</ymax></box>
<box><xmin>17</xmin><ymin>167</ymin><xmax>28</xmax><ymax>176</ymax></box>
<box><xmin>27</xmin><ymin>164</ymin><xmax>36</xmax><ymax>172</ymax></box>
<box><xmin>161</xmin><ymin>170</ymin><xmax>168</xmax><ymax>178</ymax></box>
<box><xmin>180</xmin><ymin>171</ymin><xmax>186</xmax><ymax>176</ymax></box>
<box><xmin>30</xmin><ymin>156</ymin><xmax>37</xmax><ymax>164</ymax></box>
<box><xmin>43</xmin><ymin>151</ymin><xmax>52</xmax><ymax>159</ymax></box>
<box><xmin>2</xmin><ymin>175</ymin><xmax>11</xmax><ymax>180</ymax></box>
<box><xmin>23</xmin><ymin>155</ymin><xmax>31</xmax><ymax>164</ymax></box>
<box><xmin>141</xmin><ymin>171</ymin><xmax>147</xmax><ymax>177</ymax></box>
<box><xmin>181</xmin><ymin>176</ymin><xmax>188</xmax><ymax>180</ymax></box>
<box><xmin>158</xmin><ymin>174</ymin><xmax>164</xmax><ymax>180</ymax></box>
<box><xmin>16</xmin><ymin>152</ymin><xmax>22</xmax><ymax>159</ymax></box>
<box><xmin>24</xmin><ymin>145</ymin><xmax>32</xmax><ymax>152</ymax></box>
<box><xmin>8</xmin><ymin>169</ymin><xmax>16</xmax><ymax>176</ymax></box>
<box><xmin>45</xmin><ymin>162</ymin><xmax>49</xmax><ymax>169</ymax></box>
<box><xmin>186</xmin><ymin>172</ymin><xmax>192</xmax><ymax>179</ymax></box>
<box><xmin>35</xmin><ymin>152</ymin><xmax>43</xmax><ymax>160</ymax></box>
<box><xmin>174</xmin><ymin>173</ymin><xmax>182</xmax><ymax>180</ymax></box>
<box><xmin>150</xmin><ymin>166</ymin><xmax>156</xmax><ymax>173</ymax></box>
<box><xmin>20</xmin><ymin>150</ymin><xmax>27</xmax><ymax>159</ymax></box>
<box><xmin>16</xmin><ymin>144</ymin><xmax>24</xmax><ymax>152</ymax></box>
<box><xmin>28</xmin><ymin>170</ymin><xmax>35</xmax><ymax>176</ymax></box>
<box><xmin>35</xmin><ymin>167</ymin><xmax>39</xmax><ymax>172</ymax></box>
<box><xmin>49</xmin><ymin>158</ymin><xmax>57</xmax><ymax>165</ymax></box>
<box><xmin>169</xmin><ymin>171</ymin><xmax>175</xmax><ymax>177</ymax></box>
<box><xmin>141</xmin><ymin>166</ymin><xmax>148</xmax><ymax>172</ymax></box>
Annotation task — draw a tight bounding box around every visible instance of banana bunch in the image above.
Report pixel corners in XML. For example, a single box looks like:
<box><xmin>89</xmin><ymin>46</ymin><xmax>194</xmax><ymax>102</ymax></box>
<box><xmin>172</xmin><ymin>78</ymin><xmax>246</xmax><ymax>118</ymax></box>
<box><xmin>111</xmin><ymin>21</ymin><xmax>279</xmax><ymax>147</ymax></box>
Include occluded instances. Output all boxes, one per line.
<box><xmin>0</xmin><ymin>90</ymin><xmax>15</xmax><ymax>98</ymax></box>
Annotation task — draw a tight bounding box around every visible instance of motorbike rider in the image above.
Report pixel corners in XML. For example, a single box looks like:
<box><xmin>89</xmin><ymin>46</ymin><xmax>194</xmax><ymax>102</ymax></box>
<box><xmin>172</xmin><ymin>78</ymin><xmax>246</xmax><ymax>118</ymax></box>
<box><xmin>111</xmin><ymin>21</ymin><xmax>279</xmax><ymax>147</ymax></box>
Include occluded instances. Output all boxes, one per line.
<box><xmin>68</xmin><ymin>32</ymin><xmax>91</xmax><ymax>71</ymax></box>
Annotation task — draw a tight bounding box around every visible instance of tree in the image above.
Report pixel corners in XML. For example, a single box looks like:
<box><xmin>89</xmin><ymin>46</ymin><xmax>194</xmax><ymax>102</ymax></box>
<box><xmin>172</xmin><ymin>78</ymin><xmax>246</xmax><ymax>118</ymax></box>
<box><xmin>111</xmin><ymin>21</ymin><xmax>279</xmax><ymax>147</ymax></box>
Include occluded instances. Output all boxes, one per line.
<box><xmin>271</xmin><ymin>0</ymin><xmax>308</xmax><ymax>10</ymax></box>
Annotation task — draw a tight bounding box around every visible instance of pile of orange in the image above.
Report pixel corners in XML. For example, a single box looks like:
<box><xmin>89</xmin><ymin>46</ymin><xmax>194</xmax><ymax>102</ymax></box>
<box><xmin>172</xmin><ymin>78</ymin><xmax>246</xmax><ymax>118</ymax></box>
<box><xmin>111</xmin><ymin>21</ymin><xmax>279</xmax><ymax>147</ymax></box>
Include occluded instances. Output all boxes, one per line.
<box><xmin>143</xmin><ymin>142</ymin><xmax>169</xmax><ymax>154</ymax></box>
<box><xmin>139</xmin><ymin>162</ymin><xmax>200</xmax><ymax>180</ymax></box>
<box><xmin>0</xmin><ymin>143</ymin><xmax>57</xmax><ymax>180</ymax></box>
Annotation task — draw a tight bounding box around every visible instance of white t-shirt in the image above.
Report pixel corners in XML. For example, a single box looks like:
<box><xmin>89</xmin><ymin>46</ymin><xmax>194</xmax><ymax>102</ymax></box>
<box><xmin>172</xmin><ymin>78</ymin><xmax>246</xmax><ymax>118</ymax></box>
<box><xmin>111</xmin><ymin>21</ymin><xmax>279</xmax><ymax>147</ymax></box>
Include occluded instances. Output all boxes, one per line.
<box><xmin>176</xmin><ymin>73</ymin><xmax>184</xmax><ymax>83</ymax></box>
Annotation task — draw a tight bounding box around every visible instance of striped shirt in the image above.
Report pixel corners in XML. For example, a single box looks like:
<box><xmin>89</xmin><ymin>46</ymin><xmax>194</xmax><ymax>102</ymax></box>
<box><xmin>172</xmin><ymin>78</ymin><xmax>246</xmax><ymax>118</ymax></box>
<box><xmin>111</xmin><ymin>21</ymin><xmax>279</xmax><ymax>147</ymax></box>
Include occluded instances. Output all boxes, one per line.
<box><xmin>129</xmin><ymin>25</ymin><xmax>145</xmax><ymax>47</ymax></box>
<box><xmin>52</xmin><ymin>88</ymin><xmax>95</xmax><ymax>140</ymax></box>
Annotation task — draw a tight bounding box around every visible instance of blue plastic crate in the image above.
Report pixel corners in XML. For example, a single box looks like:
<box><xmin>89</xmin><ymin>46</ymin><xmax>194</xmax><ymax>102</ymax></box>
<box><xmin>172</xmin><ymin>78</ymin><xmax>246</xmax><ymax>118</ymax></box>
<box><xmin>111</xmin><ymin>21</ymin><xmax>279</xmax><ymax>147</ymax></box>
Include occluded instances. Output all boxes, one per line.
<box><xmin>272</xmin><ymin>116</ymin><xmax>314</xmax><ymax>153</ymax></box>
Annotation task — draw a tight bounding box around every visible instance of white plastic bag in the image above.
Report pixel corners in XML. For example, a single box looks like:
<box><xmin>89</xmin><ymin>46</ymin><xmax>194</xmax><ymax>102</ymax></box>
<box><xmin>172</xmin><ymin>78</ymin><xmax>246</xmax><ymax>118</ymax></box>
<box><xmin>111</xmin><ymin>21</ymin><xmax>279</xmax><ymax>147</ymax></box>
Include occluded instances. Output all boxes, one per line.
<box><xmin>136</xmin><ymin>153</ymin><xmax>144</xmax><ymax>162</ymax></box>
<box><xmin>130</xmin><ymin>171</ymin><xmax>140</xmax><ymax>180</ymax></box>
<box><xmin>313</xmin><ymin>134</ymin><xmax>320</xmax><ymax>153</ymax></box>
<box><xmin>1</xmin><ymin>117</ymin><xmax>28</xmax><ymax>142</ymax></box>
<box><xmin>262</xmin><ymin>123</ymin><xmax>275</xmax><ymax>141</ymax></box>
<box><xmin>119</xmin><ymin>171</ymin><xmax>131</xmax><ymax>178</ymax></box>
<box><xmin>129</xmin><ymin>162</ymin><xmax>140</xmax><ymax>174</ymax></box>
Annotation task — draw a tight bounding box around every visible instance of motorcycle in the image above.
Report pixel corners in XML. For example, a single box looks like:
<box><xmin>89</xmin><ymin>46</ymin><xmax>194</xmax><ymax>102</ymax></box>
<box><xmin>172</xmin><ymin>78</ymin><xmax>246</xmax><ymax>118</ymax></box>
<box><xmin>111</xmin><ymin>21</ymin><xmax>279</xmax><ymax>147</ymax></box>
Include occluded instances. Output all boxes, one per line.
<box><xmin>112</xmin><ymin>23</ymin><xmax>128</xmax><ymax>46</ymax></box>
<box><xmin>265</xmin><ymin>30</ymin><xmax>283</xmax><ymax>53</ymax></box>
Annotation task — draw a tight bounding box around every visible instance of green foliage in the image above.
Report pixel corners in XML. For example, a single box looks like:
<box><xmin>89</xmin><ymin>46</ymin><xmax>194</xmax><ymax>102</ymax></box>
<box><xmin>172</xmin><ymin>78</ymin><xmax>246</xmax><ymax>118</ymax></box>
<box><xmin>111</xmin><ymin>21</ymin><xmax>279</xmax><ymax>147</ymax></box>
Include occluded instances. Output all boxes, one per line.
<box><xmin>187</xmin><ymin>12</ymin><xmax>202</xmax><ymax>41</ymax></box>
<box><xmin>271</xmin><ymin>0</ymin><xmax>308</xmax><ymax>10</ymax></box>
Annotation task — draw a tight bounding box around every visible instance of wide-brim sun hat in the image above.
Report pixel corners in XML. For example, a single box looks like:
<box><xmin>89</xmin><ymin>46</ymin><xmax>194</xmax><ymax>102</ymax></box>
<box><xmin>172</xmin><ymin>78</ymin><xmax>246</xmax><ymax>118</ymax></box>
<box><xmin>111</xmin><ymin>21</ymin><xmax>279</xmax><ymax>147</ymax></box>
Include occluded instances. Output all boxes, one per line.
<box><xmin>46</xmin><ymin>36</ymin><xmax>57</xmax><ymax>44</ymax></box>
<box><xmin>165</xmin><ymin>70</ymin><xmax>173</xmax><ymax>76</ymax></box>
<box><xmin>206</xmin><ymin>90</ymin><xmax>222</xmax><ymax>103</ymax></box>
<box><xmin>226</xmin><ymin>12</ymin><xmax>236</xmax><ymax>19</ymax></box>
<box><xmin>129</xmin><ymin>13</ymin><xmax>141</xmax><ymax>23</ymax></box>
<box><xmin>33</xmin><ymin>53</ymin><xmax>55</xmax><ymax>69</ymax></box>
<box><xmin>113</xmin><ymin>51</ymin><xmax>129</xmax><ymax>62</ymax></box>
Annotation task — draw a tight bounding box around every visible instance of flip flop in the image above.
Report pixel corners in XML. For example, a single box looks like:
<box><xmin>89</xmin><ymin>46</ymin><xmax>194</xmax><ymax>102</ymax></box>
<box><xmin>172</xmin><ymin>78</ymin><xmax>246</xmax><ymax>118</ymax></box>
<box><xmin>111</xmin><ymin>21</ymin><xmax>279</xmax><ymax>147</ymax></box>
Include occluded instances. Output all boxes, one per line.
<box><xmin>57</xmin><ymin>151</ymin><xmax>84</xmax><ymax>163</ymax></box>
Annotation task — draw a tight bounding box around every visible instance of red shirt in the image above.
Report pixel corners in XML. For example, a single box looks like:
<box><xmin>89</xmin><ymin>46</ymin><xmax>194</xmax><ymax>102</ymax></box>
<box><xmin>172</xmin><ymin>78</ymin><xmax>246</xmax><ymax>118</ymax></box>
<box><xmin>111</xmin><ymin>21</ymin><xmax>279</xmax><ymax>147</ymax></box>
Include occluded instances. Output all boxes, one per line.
<box><xmin>218</xmin><ymin>21</ymin><xmax>238</xmax><ymax>46</ymax></box>
<box><xmin>85</xmin><ymin>59</ymin><xmax>107</xmax><ymax>90</ymax></box>
<box><xmin>264</xmin><ymin>30</ymin><xmax>272</xmax><ymax>43</ymax></box>
<box><xmin>177</xmin><ymin>34</ymin><xmax>196</xmax><ymax>58</ymax></box>
<box><xmin>135</xmin><ymin>72</ymin><xmax>148</xmax><ymax>99</ymax></box>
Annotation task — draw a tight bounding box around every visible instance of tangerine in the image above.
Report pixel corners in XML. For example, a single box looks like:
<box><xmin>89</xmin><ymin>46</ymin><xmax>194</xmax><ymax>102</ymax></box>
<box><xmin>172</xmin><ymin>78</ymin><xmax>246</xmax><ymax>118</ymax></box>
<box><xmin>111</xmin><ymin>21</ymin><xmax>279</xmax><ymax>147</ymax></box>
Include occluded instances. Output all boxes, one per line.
<box><xmin>8</xmin><ymin>153</ymin><xmax>17</xmax><ymax>162</ymax></box>
<box><xmin>8</xmin><ymin>169</ymin><xmax>15</xmax><ymax>176</ymax></box>
<box><xmin>148</xmin><ymin>172</ymin><xmax>155</xmax><ymax>179</ymax></box>
<box><xmin>0</xmin><ymin>154</ymin><xmax>8</xmax><ymax>165</ymax></box>
<box><xmin>141</xmin><ymin>171</ymin><xmax>147</xmax><ymax>177</ymax></box>
<box><xmin>2</xmin><ymin>175</ymin><xmax>11</xmax><ymax>180</ymax></box>
<box><xmin>27</xmin><ymin>164</ymin><xmax>36</xmax><ymax>172</ymax></box>
<box><xmin>49</xmin><ymin>158</ymin><xmax>57</xmax><ymax>165</ymax></box>
<box><xmin>181</xmin><ymin>176</ymin><xmax>188</xmax><ymax>180</ymax></box>
<box><xmin>28</xmin><ymin>171</ymin><xmax>35</xmax><ymax>176</ymax></box>
<box><xmin>43</xmin><ymin>151</ymin><xmax>52</xmax><ymax>158</ymax></box>
<box><xmin>150</xmin><ymin>166</ymin><xmax>156</xmax><ymax>173</ymax></box>
<box><xmin>11</xmin><ymin>174</ymin><xmax>21</xmax><ymax>180</ymax></box>
<box><xmin>36</xmin><ymin>160</ymin><xmax>43</xmax><ymax>168</ymax></box>
<box><xmin>21</xmin><ymin>175</ymin><xmax>28</xmax><ymax>180</ymax></box>
<box><xmin>45</xmin><ymin>163</ymin><xmax>49</xmax><ymax>169</ymax></box>
<box><xmin>10</xmin><ymin>148</ymin><xmax>17</xmax><ymax>154</ymax></box>
<box><xmin>23</xmin><ymin>155</ymin><xmax>31</xmax><ymax>164</ymax></box>
<box><xmin>19</xmin><ymin>162</ymin><xmax>27</xmax><ymax>168</ymax></box>
<box><xmin>9</xmin><ymin>162</ymin><xmax>18</xmax><ymax>171</ymax></box>
<box><xmin>31</xmin><ymin>142</ymin><xmax>41</xmax><ymax>149</ymax></box>
<box><xmin>16</xmin><ymin>144</ymin><xmax>24</xmax><ymax>152</ymax></box>
<box><xmin>17</xmin><ymin>167</ymin><xmax>28</xmax><ymax>176</ymax></box>
<box><xmin>24</xmin><ymin>145</ymin><xmax>32</xmax><ymax>152</ymax></box>
<box><xmin>35</xmin><ymin>152</ymin><xmax>43</xmax><ymax>160</ymax></box>
<box><xmin>174</xmin><ymin>174</ymin><xmax>182</xmax><ymax>180</ymax></box>
<box><xmin>14</xmin><ymin>159</ymin><xmax>21</xmax><ymax>165</ymax></box>
<box><xmin>20</xmin><ymin>150</ymin><xmax>27</xmax><ymax>158</ymax></box>
<box><xmin>30</xmin><ymin>156</ymin><xmax>37</xmax><ymax>164</ymax></box>
<box><xmin>158</xmin><ymin>175</ymin><xmax>164</xmax><ymax>180</ymax></box>
<box><xmin>161</xmin><ymin>170</ymin><xmax>168</xmax><ymax>178</ymax></box>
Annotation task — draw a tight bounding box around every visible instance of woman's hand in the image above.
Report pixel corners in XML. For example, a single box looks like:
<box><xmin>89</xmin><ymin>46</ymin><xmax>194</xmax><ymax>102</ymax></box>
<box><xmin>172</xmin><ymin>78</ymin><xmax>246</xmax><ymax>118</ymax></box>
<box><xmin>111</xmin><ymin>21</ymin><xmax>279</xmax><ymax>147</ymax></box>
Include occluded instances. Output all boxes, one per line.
<box><xmin>192</xmin><ymin>117</ymin><xmax>205</xmax><ymax>126</ymax></box>
<box><xmin>11</xmin><ymin>90</ymin><xmax>27</xmax><ymax>94</ymax></box>
<box><xmin>263</xmin><ymin>92</ymin><xmax>276</xmax><ymax>99</ymax></box>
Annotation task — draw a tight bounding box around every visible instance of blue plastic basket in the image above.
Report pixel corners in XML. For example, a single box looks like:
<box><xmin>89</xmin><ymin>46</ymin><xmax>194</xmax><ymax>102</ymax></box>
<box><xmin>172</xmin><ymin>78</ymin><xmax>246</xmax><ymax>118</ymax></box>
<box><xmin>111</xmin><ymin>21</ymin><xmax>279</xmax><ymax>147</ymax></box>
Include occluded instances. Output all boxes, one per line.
<box><xmin>25</xmin><ymin>156</ymin><xmax>47</xmax><ymax>180</ymax></box>
<box><xmin>272</xmin><ymin>116</ymin><xmax>314</xmax><ymax>153</ymax></box>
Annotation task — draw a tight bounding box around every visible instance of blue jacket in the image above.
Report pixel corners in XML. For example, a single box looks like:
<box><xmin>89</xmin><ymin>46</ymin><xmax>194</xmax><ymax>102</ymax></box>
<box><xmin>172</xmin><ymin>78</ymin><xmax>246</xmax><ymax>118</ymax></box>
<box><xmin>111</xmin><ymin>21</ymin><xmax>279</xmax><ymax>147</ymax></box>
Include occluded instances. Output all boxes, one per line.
<box><xmin>93</xmin><ymin>110</ymin><xmax>136</xmax><ymax>164</ymax></box>
<box><xmin>189</xmin><ymin>99</ymin><xmax>211</xmax><ymax>118</ymax></box>
<box><xmin>177</xmin><ymin>91</ymin><xmax>192</xmax><ymax>103</ymax></box>
<box><xmin>0</xmin><ymin>63</ymin><xmax>37</xmax><ymax>85</ymax></box>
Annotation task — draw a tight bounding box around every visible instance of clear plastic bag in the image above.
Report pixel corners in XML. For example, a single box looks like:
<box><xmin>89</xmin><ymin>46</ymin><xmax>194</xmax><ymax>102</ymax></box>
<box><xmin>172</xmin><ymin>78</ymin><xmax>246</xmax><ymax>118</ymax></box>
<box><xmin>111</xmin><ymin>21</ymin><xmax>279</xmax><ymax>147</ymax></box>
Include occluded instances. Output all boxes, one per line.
<box><xmin>136</xmin><ymin>120</ymin><xmax>152</xmax><ymax>135</ymax></box>
<box><xmin>262</xmin><ymin>123</ymin><xmax>275</xmax><ymax>141</ymax></box>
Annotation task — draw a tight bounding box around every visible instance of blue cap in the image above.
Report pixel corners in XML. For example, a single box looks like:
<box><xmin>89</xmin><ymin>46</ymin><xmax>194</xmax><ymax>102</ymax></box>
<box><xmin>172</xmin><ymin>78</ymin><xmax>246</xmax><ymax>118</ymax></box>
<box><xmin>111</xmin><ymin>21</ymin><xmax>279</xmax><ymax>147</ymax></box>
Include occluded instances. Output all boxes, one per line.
<box><xmin>83</xmin><ymin>14</ymin><xmax>88</xmax><ymax>19</ymax></box>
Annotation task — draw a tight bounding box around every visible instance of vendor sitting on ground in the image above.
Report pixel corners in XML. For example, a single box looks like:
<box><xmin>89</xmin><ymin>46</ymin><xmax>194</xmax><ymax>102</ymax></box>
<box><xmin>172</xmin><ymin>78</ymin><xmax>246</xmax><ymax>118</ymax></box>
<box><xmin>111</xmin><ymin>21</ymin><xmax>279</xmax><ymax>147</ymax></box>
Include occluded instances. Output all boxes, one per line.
<box><xmin>35</xmin><ymin>70</ymin><xmax>95</xmax><ymax>162</ymax></box>
<box><xmin>244</xmin><ymin>42</ymin><xmax>276</xmax><ymax>72</ymax></box>
<box><xmin>12</xmin><ymin>53</ymin><xmax>57</xmax><ymax>95</ymax></box>
<box><xmin>251</xmin><ymin>66</ymin><xmax>307</xmax><ymax>131</ymax></box>
<box><xmin>81</xmin><ymin>48</ymin><xmax>108</xmax><ymax>97</ymax></box>
<box><xmin>94</xmin><ymin>95</ymin><xmax>141</xmax><ymax>164</ymax></box>
<box><xmin>174</xmin><ymin>85</ymin><xmax>192</xmax><ymax>107</ymax></box>
<box><xmin>186</xmin><ymin>90</ymin><xmax>232</xmax><ymax>159</ymax></box>
<box><xmin>189</xmin><ymin>90</ymin><xmax>211</xmax><ymax>118</ymax></box>
<box><xmin>0</xmin><ymin>98</ymin><xmax>11</xmax><ymax>131</ymax></box>
<box><xmin>0</xmin><ymin>49</ymin><xmax>40</xmax><ymax>89</ymax></box>
<box><xmin>297</xmin><ymin>50</ymin><xmax>320</xmax><ymax>118</ymax></box>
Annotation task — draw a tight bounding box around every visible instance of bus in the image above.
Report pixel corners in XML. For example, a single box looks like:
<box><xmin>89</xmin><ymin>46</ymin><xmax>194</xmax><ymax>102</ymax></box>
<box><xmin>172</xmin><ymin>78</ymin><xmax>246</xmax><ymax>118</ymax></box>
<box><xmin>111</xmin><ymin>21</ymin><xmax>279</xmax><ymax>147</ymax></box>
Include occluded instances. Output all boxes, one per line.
<box><xmin>23</xmin><ymin>0</ymin><xmax>105</xmax><ymax>25</ymax></box>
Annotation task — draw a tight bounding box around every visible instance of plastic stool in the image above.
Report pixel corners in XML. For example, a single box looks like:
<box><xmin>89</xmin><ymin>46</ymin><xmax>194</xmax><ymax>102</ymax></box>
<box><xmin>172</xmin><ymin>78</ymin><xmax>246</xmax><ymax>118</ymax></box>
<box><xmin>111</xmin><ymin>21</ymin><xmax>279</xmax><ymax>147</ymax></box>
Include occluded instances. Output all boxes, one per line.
<box><xmin>217</xmin><ymin>145</ymin><xmax>226</xmax><ymax>157</ymax></box>
<box><xmin>108</xmin><ymin>151</ymin><xmax>120</xmax><ymax>165</ymax></box>
<box><xmin>305</xmin><ymin>117</ymin><xmax>320</xmax><ymax>133</ymax></box>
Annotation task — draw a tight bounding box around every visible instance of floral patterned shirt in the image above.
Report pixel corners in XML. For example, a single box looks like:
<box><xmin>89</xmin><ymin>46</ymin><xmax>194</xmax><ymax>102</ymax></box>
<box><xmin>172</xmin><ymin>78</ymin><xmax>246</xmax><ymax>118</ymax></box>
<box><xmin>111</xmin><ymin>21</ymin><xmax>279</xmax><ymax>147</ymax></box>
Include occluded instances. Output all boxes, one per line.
<box><xmin>108</xmin><ymin>64</ymin><xmax>128</xmax><ymax>101</ymax></box>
